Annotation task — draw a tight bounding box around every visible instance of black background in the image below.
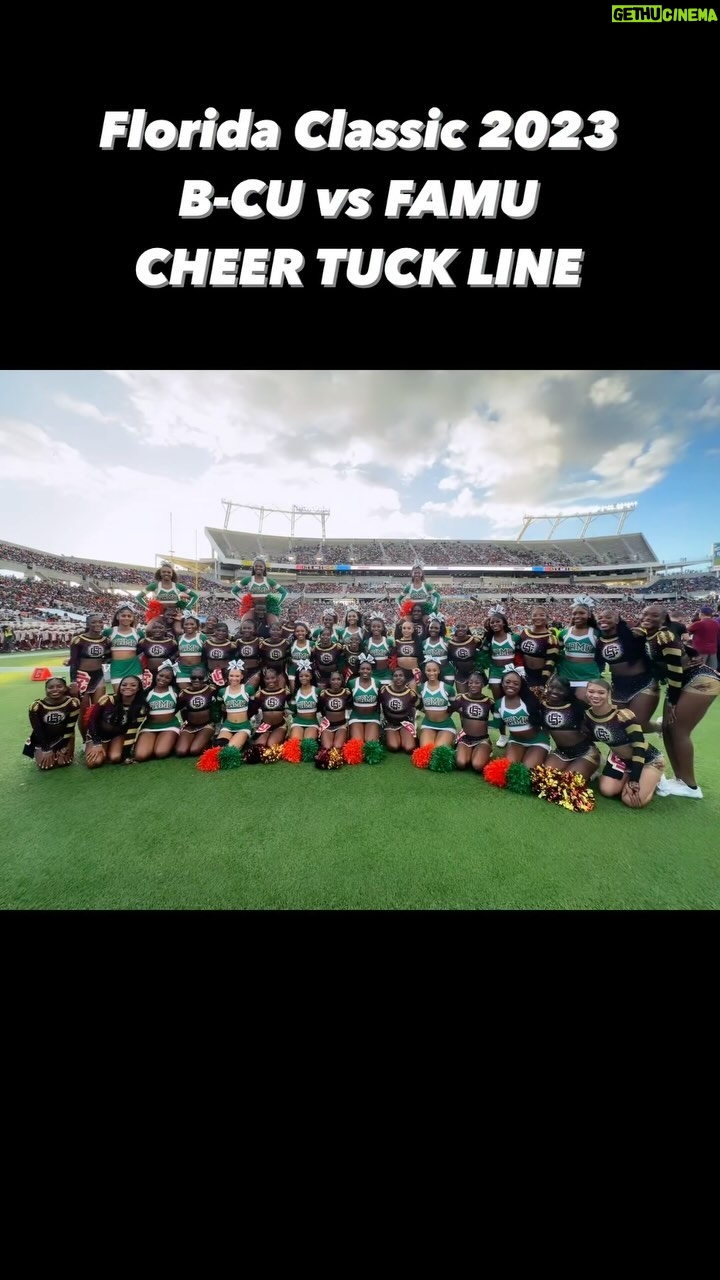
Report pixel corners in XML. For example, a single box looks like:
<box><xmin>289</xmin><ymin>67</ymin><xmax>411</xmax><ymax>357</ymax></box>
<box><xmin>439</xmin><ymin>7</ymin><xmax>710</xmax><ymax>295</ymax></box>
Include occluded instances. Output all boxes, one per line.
<box><xmin>7</xmin><ymin>23</ymin><xmax>718</xmax><ymax>370</ymax></box>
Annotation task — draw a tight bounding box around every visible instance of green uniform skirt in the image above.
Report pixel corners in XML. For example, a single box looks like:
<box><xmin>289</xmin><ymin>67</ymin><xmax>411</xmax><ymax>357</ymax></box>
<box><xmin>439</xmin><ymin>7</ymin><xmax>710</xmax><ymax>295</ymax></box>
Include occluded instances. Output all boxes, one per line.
<box><xmin>139</xmin><ymin>716</ymin><xmax>181</xmax><ymax>734</ymax></box>
<box><xmin>219</xmin><ymin>719</ymin><xmax>252</xmax><ymax>734</ymax></box>
<box><xmin>110</xmin><ymin>655</ymin><xmax>143</xmax><ymax>683</ymax></box>
<box><xmin>554</xmin><ymin>659</ymin><xmax>602</xmax><ymax>685</ymax></box>
<box><xmin>420</xmin><ymin>716</ymin><xmax>456</xmax><ymax>736</ymax></box>
<box><xmin>291</xmin><ymin>715</ymin><xmax>318</xmax><ymax>728</ymax></box>
<box><xmin>507</xmin><ymin>730</ymin><xmax>551</xmax><ymax>749</ymax></box>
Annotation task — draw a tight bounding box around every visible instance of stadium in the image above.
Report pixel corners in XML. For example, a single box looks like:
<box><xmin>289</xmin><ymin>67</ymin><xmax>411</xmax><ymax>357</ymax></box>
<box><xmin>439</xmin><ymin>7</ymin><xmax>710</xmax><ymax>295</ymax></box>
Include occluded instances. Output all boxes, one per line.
<box><xmin>1</xmin><ymin>501</ymin><xmax>718</xmax><ymax>910</ymax></box>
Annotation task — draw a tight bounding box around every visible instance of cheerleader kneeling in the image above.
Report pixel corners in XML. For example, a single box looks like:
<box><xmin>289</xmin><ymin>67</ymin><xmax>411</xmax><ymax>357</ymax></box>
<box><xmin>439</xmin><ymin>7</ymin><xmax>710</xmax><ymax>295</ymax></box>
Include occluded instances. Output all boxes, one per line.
<box><xmin>214</xmin><ymin>660</ymin><xmax>254</xmax><ymax>750</ymax></box>
<box><xmin>84</xmin><ymin>675</ymin><xmax>147</xmax><ymax>768</ymax></box>
<box><xmin>454</xmin><ymin>671</ymin><xmax>494</xmax><ymax>773</ymax></box>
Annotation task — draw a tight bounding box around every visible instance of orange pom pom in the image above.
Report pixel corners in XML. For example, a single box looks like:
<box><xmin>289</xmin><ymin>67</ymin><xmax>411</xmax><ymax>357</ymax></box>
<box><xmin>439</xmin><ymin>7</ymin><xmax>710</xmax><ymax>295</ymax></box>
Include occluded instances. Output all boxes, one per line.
<box><xmin>483</xmin><ymin>757</ymin><xmax>512</xmax><ymax>788</ymax></box>
<box><xmin>196</xmin><ymin>746</ymin><xmax>222</xmax><ymax>772</ymax></box>
<box><xmin>281</xmin><ymin>738</ymin><xmax>302</xmax><ymax>763</ymax></box>
<box><xmin>342</xmin><ymin>739</ymin><xmax>365</xmax><ymax>765</ymax></box>
<box><xmin>412</xmin><ymin>743</ymin><xmax>434</xmax><ymax>769</ymax></box>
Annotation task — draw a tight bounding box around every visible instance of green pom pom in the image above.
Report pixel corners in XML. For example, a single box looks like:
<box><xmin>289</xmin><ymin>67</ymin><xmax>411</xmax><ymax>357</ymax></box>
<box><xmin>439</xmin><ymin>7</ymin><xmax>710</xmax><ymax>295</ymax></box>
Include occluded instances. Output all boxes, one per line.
<box><xmin>218</xmin><ymin>746</ymin><xmax>244</xmax><ymax>770</ymax></box>
<box><xmin>301</xmin><ymin>737</ymin><xmax>319</xmax><ymax>762</ymax></box>
<box><xmin>266</xmin><ymin>593</ymin><xmax>282</xmax><ymax>616</ymax></box>
<box><xmin>506</xmin><ymin>762</ymin><xmax>533</xmax><ymax>794</ymax></box>
<box><xmin>429</xmin><ymin>745</ymin><xmax>456</xmax><ymax>773</ymax></box>
<box><xmin>362</xmin><ymin>740</ymin><xmax>386</xmax><ymax>765</ymax></box>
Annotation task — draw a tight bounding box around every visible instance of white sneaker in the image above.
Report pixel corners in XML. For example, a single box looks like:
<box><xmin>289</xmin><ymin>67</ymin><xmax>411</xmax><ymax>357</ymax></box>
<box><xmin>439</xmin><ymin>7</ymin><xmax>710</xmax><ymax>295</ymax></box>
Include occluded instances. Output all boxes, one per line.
<box><xmin>655</xmin><ymin>776</ymin><xmax>672</xmax><ymax>796</ymax></box>
<box><xmin>664</xmin><ymin>779</ymin><xmax>704</xmax><ymax>799</ymax></box>
<box><xmin>496</xmin><ymin>735</ymin><xmax>508</xmax><ymax>747</ymax></box>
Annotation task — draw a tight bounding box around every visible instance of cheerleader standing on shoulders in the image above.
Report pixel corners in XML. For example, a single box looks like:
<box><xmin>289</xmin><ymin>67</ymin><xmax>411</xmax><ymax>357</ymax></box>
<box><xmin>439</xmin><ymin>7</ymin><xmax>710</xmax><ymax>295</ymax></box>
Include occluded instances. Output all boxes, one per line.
<box><xmin>176</xmin><ymin>613</ymin><xmax>206</xmax><ymax>687</ymax></box>
<box><xmin>447</xmin><ymin>622</ymin><xmax>479</xmax><ymax>695</ymax></box>
<box><xmin>84</xmin><ymin>675</ymin><xmax>147</xmax><ymax>768</ymax></box>
<box><xmin>537</xmin><ymin>674</ymin><xmax>601</xmax><ymax>780</ymax></box>
<box><xmin>393</xmin><ymin>616</ymin><xmax>423</xmax><ymax>690</ymax></box>
<box><xmin>312</xmin><ymin>625</ymin><xmax>345</xmax><ymax>688</ymax></box>
<box><xmin>215</xmin><ymin>660</ymin><xmax>254</xmax><ymax>750</ymax></box>
<box><xmin>515</xmin><ymin>606</ymin><xmax>558</xmax><ymax>693</ymax></box>
<box><xmin>595</xmin><ymin>605</ymin><xmax>658</xmax><ymax>730</ymax></box>
<box><xmin>318</xmin><ymin>669</ymin><xmax>353</xmax><ymax>749</ymax></box>
<box><xmin>418</xmin><ymin>659</ymin><xmax>456</xmax><ymax>749</ymax></box>
<box><xmin>396</xmin><ymin>564</ymin><xmax>440</xmax><ymax>615</ymax></box>
<box><xmin>69</xmin><ymin>613</ymin><xmax>110</xmax><ymax>708</ymax></box>
<box><xmin>380</xmin><ymin>669</ymin><xmax>419</xmax><ymax>754</ymax></box>
<box><xmin>286</xmin><ymin>620</ymin><xmax>313</xmax><ymax>695</ymax></box>
<box><xmin>555</xmin><ymin>597</ymin><xmax>603</xmax><ymax>703</ymax></box>
<box><xmin>288</xmin><ymin>660</ymin><xmax>321</xmax><ymax>741</ymax></box>
<box><xmin>137</xmin><ymin>562</ymin><xmax>199</xmax><ymax>614</ymax></box>
<box><xmin>176</xmin><ymin>666</ymin><xmax>218</xmax><ymax>758</ymax></box>
<box><xmin>252</xmin><ymin>668</ymin><xmax>290</xmax><ymax>747</ymax></box>
<box><xmin>202</xmin><ymin>623</ymin><xmax>236</xmax><ymax>687</ymax></box>
<box><xmin>137</xmin><ymin>620</ymin><xmax>178</xmax><ymax>687</ymax></box>
<box><xmin>231</xmin><ymin>558</ymin><xmax>287</xmax><ymax>613</ymax></box>
<box><xmin>133</xmin><ymin>661</ymin><xmax>181</xmax><ymax>762</ymax></box>
<box><xmin>454</xmin><ymin>671</ymin><xmax>494</xmax><ymax>773</ymax></box>
<box><xmin>364</xmin><ymin>613</ymin><xmax>394</xmax><ymax>685</ymax></box>
<box><xmin>659</xmin><ymin>631</ymin><xmax>720</xmax><ymax>799</ymax></box>
<box><xmin>496</xmin><ymin>669</ymin><xmax>551</xmax><ymax>768</ymax></box>
<box><xmin>103</xmin><ymin>603</ymin><xmax>144</xmax><ymax>689</ymax></box>
<box><xmin>348</xmin><ymin>657</ymin><xmax>383</xmax><ymax>742</ymax></box>
<box><xmin>584</xmin><ymin>677</ymin><xmax>665</xmax><ymax>808</ymax></box>
<box><xmin>24</xmin><ymin>678</ymin><xmax>80</xmax><ymax>770</ymax></box>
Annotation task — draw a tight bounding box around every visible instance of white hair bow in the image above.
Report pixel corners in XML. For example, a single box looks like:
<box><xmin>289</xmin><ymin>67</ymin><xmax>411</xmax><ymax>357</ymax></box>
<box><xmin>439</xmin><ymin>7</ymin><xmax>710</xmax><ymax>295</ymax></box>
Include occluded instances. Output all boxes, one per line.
<box><xmin>183</xmin><ymin>610</ymin><xmax>200</xmax><ymax>622</ymax></box>
<box><xmin>159</xmin><ymin>660</ymin><xmax>180</xmax><ymax>675</ymax></box>
<box><xmin>572</xmin><ymin>595</ymin><xmax>596</xmax><ymax>610</ymax></box>
<box><xmin>359</xmin><ymin>652</ymin><xmax>376</xmax><ymax>664</ymax></box>
<box><xmin>227</xmin><ymin>659</ymin><xmax>245</xmax><ymax>672</ymax></box>
<box><xmin>296</xmin><ymin>659</ymin><xmax>312</xmax><ymax>672</ymax></box>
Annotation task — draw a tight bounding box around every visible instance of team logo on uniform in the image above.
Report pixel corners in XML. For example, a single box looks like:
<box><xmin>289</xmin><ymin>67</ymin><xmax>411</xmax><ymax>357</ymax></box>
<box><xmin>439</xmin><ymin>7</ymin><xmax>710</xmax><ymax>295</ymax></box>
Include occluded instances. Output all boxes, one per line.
<box><xmin>467</xmin><ymin>703</ymin><xmax>482</xmax><ymax>717</ymax></box>
<box><xmin>88</xmin><ymin>644</ymin><xmax>105</xmax><ymax>658</ymax></box>
<box><xmin>602</xmin><ymin>643</ymin><xmax>623</xmax><ymax>662</ymax></box>
<box><xmin>149</xmin><ymin>645</ymin><xmax>165</xmax><ymax>657</ymax></box>
<box><xmin>320</xmin><ymin>652</ymin><xmax>332</xmax><ymax>663</ymax></box>
<box><xmin>44</xmin><ymin>711</ymin><xmax>65</xmax><ymax>725</ymax></box>
<box><xmin>455</xmin><ymin>647</ymin><xmax>470</xmax><ymax>661</ymax></box>
<box><xmin>593</xmin><ymin>726</ymin><xmax>612</xmax><ymax>743</ymax></box>
<box><xmin>388</xmin><ymin>697</ymin><xmax>403</xmax><ymax>712</ymax></box>
<box><xmin>265</xmin><ymin>697</ymin><xmax>280</xmax><ymax>710</ymax></box>
<box><xmin>189</xmin><ymin>696</ymin><xmax>205</xmax><ymax>709</ymax></box>
<box><xmin>544</xmin><ymin>711</ymin><xmax>565</xmax><ymax>728</ymax></box>
<box><xmin>269</xmin><ymin>649</ymin><xmax>282</xmax><ymax>660</ymax></box>
<box><xmin>520</xmin><ymin>639</ymin><xmax>538</xmax><ymax>655</ymax></box>
<box><xmin>208</xmin><ymin>648</ymin><xmax>224</xmax><ymax>660</ymax></box>
<box><xmin>240</xmin><ymin>646</ymin><xmax>253</xmax><ymax>657</ymax></box>
<box><xmin>328</xmin><ymin>698</ymin><xmax>342</xmax><ymax>711</ymax></box>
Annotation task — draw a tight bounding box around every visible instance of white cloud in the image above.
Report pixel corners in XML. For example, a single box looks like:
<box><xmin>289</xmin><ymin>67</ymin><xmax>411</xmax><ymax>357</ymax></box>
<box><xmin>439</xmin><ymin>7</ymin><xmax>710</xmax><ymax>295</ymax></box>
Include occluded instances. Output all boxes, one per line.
<box><xmin>589</xmin><ymin>377</ymin><xmax>632</xmax><ymax>407</ymax></box>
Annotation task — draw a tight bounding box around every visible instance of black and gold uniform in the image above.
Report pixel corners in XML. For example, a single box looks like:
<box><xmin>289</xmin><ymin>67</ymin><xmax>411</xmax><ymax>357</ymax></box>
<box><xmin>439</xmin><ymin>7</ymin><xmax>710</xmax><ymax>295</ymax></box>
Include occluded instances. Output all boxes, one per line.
<box><xmin>597</xmin><ymin>622</ymin><xmax>655</xmax><ymax>703</ymax></box>
<box><xmin>26</xmin><ymin>694</ymin><xmax>80</xmax><ymax>754</ymax></box>
<box><xmin>379</xmin><ymin>685</ymin><xmax>419</xmax><ymax>729</ymax></box>
<box><xmin>312</xmin><ymin>638</ymin><xmax>345</xmax><ymax>686</ymax></box>
<box><xmin>235</xmin><ymin>635</ymin><xmax>262</xmax><ymax>684</ymax></box>
<box><xmin>344</xmin><ymin>648</ymin><xmax>363</xmax><ymax>683</ymax></box>
<box><xmin>202</xmin><ymin>638</ymin><xmax>237</xmax><ymax>681</ymax></box>
<box><xmin>318</xmin><ymin>686</ymin><xmax>353</xmax><ymax>732</ymax></box>
<box><xmin>69</xmin><ymin>631</ymin><xmax>110</xmax><ymax>693</ymax></box>
<box><xmin>137</xmin><ymin>635</ymin><xmax>179</xmax><ymax>674</ymax></box>
<box><xmin>584</xmin><ymin>704</ymin><xmax>664</xmax><ymax>781</ymax></box>
<box><xmin>178</xmin><ymin>683</ymin><xmax>218</xmax><ymax>731</ymax></box>
<box><xmin>639</xmin><ymin>628</ymin><xmax>684</xmax><ymax>705</ymax></box>
<box><xmin>454</xmin><ymin>693</ymin><xmax>494</xmax><ymax>745</ymax></box>
<box><xmin>252</xmin><ymin>683</ymin><xmax>290</xmax><ymax>724</ymax></box>
<box><xmin>447</xmin><ymin>635</ymin><xmax>480</xmax><ymax>685</ymax></box>
<box><xmin>541</xmin><ymin>700</ymin><xmax>600</xmax><ymax>766</ymax></box>
<box><xmin>515</xmin><ymin>628</ymin><xmax>559</xmax><ymax>689</ymax></box>
<box><xmin>85</xmin><ymin>694</ymin><xmax>145</xmax><ymax>758</ymax></box>
<box><xmin>258</xmin><ymin>635</ymin><xmax>291</xmax><ymax>675</ymax></box>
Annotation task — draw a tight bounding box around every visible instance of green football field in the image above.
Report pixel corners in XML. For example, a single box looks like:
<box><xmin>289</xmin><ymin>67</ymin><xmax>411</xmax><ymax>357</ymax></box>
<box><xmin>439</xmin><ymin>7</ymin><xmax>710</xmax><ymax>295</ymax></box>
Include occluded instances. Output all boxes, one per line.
<box><xmin>1</xmin><ymin>650</ymin><xmax>718</xmax><ymax>910</ymax></box>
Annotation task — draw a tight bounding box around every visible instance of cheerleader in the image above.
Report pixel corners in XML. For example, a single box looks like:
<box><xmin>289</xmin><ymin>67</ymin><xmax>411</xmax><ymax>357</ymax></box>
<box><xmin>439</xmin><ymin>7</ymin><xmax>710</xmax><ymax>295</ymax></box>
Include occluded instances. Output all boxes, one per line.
<box><xmin>595</xmin><ymin>605</ymin><xmax>658</xmax><ymax>730</ymax></box>
<box><xmin>235</xmin><ymin>619</ymin><xmax>263</xmax><ymax>690</ymax></box>
<box><xmin>379</xmin><ymin>669</ymin><xmax>419</xmax><ymax>753</ymax></box>
<box><xmin>515</xmin><ymin>606</ymin><xmax>559</xmax><ymax>692</ymax></box>
<box><xmin>418</xmin><ymin>659</ymin><xmax>456</xmax><ymax>748</ymax></box>
<box><xmin>454</xmin><ymin>671</ymin><xmax>494</xmax><ymax>773</ymax></box>
<box><xmin>312</xmin><ymin>625</ymin><xmax>345</xmax><ymax>687</ymax></box>
<box><xmin>84</xmin><ymin>675</ymin><xmax>147</xmax><ymax>768</ymax></box>
<box><xmin>203</xmin><ymin>615</ymin><xmax>220</xmax><ymax>640</ymax></box>
<box><xmin>231</xmin><ymin>559</ymin><xmax>287</xmax><ymax>614</ymax></box>
<box><xmin>638</xmin><ymin>603</ymin><xmax>685</xmax><ymax>707</ymax></box>
<box><xmin>348</xmin><ymin>658</ymin><xmax>383</xmax><ymax>741</ymax></box>
<box><xmin>281</xmin><ymin>604</ymin><xmax>299</xmax><ymax>640</ymax></box>
<box><xmin>289</xmin><ymin>660</ymin><xmax>321</xmax><ymax>740</ymax></box>
<box><xmin>176</xmin><ymin>613</ymin><xmax>206</xmax><ymax>687</ymax></box>
<box><xmin>340</xmin><ymin>608</ymin><xmax>364</xmax><ymax>644</ymax></box>
<box><xmin>137</xmin><ymin>562</ymin><xmax>199</xmax><ymax>614</ymax></box>
<box><xmin>481</xmin><ymin>610</ymin><xmax>520</xmax><ymax>705</ymax></box>
<box><xmin>660</xmin><ymin>636</ymin><xmax>720</xmax><ymax>799</ymax></box>
<box><xmin>447</xmin><ymin>623</ymin><xmax>479</xmax><ymax>694</ymax></box>
<box><xmin>311</xmin><ymin>608</ymin><xmax>343</xmax><ymax>642</ymax></box>
<box><xmin>215</xmin><ymin>660</ymin><xmax>254</xmax><ymax>749</ymax></box>
<box><xmin>133</xmin><ymin>661</ymin><xmax>181</xmax><ymax>762</ymax></box>
<box><xmin>136</xmin><ymin>620</ymin><xmax>178</xmax><ymax>685</ymax></box>
<box><xmin>584</xmin><ymin>678</ymin><xmax>665</xmax><ymax>808</ymax></box>
<box><xmin>496</xmin><ymin>669</ymin><xmax>551</xmax><ymax>767</ymax></box>
<box><xmin>343</xmin><ymin>634</ymin><xmax>363</xmax><ymax>684</ymax></box>
<box><xmin>396</xmin><ymin>563</ymin><xmax>440</xmax><ymax>615</ymax></box>
<box><xmin>364</xmin><ymin>613</ymin><xmax>394</xmax><ymax>685</ymax></box>
<box><xmin>252</xmin><ymin>668</ymin><xmax>290</xmax><ymax>747</ymax></box>
<box><xmin>202</xmin><ymin>622</ymin><xmax>236</xmax><ymax>686</ymax></box>
<box><xmin>286</xmin><ymin>620</ymin><xmax>313</xmax><ymax>694</ymax></box>
<box><xmin>555</xmin><ymin>597</ymin><xmax>603</xmax><ymax>702</ymax></box>
<box><xmin>69</xmin><ymin>614</ymin><xmax>110</xmax><ymax>707</ymax></box>
<box><xmin>162</xmin><ymin>605</ymin><xmax>184</xmax><ymax>638</ymax></box>
<box><xmin>537</xmin><ymin>674</ymin><xmax>601</xmax><ymax>780</ymax></box>
<box><xmin>393</xmin><ymin>617</ymin><xmax>423</xmax><ymax>689</ymax></box>
<box><xmin>318</xmin><ymin>670</ymin><xmax>353</xmax><ymax>748</ymax></box>
<box><xmin>176</xmin><ymin>666</ymin><xmax>218</xmax><ymax>758</ymax></box>
<box><xmin>24</xmin><ymin>677</ymin><xmax>80</xmax><ymax>770</ymax></box>
<box><xmin>394</xmin><ymin>602</ymin><xmax>428</xmax><ymax>645</ymax></box>
<box><xmin>422</xmin><ymin>615</ymin><xmax>454</xmax><ymax>685</ymax></box>
<box><xmin>259</xmin><ymin>621</ymin><xmax>291</xmax><ymax>679</ymax></box>
<box><xmin>103</xmin><ymin>603</ymin><xmax>144</xmax><ymax>689</ymax></box>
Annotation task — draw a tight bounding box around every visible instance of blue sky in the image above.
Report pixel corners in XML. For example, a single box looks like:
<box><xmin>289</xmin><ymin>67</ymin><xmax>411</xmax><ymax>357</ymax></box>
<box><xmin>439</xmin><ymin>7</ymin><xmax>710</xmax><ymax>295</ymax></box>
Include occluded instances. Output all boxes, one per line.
<box><xmin>0</xmin><ymin>369</ymin><xmax>718</xmax><ymax>566</ymax></box>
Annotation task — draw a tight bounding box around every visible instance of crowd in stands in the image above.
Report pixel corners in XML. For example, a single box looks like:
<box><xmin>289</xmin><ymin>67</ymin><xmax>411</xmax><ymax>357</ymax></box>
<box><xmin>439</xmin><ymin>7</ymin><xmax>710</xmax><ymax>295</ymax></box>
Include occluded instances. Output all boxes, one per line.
<box><xmin>639</xmin><ymin>573</ymin><xmax>719</xmax><ymax>596</ymax></box>
<box><xmin>0</xmin><ymin>540</ymin><xmax>222</xmax><ymax>590</ymax></box>
<box><xmin>285</xmin><ymin>539</ymin><xmax>576</xmax><ymax>567</ymax></box>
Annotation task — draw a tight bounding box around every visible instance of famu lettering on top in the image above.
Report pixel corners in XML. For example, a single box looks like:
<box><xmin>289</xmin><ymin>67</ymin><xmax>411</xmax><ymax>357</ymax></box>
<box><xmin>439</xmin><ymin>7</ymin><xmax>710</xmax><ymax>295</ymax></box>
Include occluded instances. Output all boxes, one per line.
<box><xmin>612</xmin><ymin>5</ymin><xmax>717</xmax><ymax>17</ymax></box>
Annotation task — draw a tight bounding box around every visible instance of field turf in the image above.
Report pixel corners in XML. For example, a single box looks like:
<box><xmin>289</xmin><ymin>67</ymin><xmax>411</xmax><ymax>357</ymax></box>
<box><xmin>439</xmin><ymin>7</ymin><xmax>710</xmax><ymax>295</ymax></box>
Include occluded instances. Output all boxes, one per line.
<box><xmin>1</xmin><ymin>651</ymin><xmax>718</xmax><ymax>910</ymax></box>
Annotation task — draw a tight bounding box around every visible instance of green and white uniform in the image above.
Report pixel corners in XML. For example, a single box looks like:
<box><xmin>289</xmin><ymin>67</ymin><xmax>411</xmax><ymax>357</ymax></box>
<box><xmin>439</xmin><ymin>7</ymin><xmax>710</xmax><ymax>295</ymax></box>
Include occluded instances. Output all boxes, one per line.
<box><xmin>497</xmin><ymin>697</ymin><xmax>550</xmax><ymax>750</ymax></box>
<box><xmin>365</xmin><ymin>636</ymin><xmax>394</xmax><ymax>685</ymax></box>
<box><xmin>140</xmin><ymin>685</ymin><xmax>181</xmax><ymax>734</ymax></box>
<box><xmin>219</xmin><ymin>685</ymin><xmax>252</xmax><ymax>734</ymax></box>
<box><xmin>103</xmin><ymin>625</ymin><xmax>144</xmax><ymax>685</ymax></box>
<box><xmin>556</xmin><ymin>627</ymin><xmax>602</xmax><ymax>685</ymax></box>
<box><xmin>292</xmin><ymin>686</ymin><xmax>320</xmax><ymax>727</ymax></box>
<box><xmin>487</xmin><ymin>633</ymin><xmax>520</xmax><ymax>682</ymax></box>
<box><xmin>137</xmin><ymin>581</ymin><xmax>199</xmax><ymax>610</ymax></box>
<box><xmin>348</xmin><ymin>677</ymin><xmax>382</xmax><ymax>724</ymax></box>
<box><xmin>311</xmin><ymin>624</ymin><xmax>343</xmax><ymax>643</ymax></box>
<box><xmin>419</xmin><ymin>681</ymin><xmax>457</xmax><ymax>737</ymax></box>
<box><xmin>396</xmin><ymin>582</ymin><xmax>440</xmax><ymax>613</ymax></box>
<box><xmin>422</xmin><ymin>636</ymin><xmax>454</xmax><ymax>683</ymax></box>
<box><xmin>232</xmin><ymin>577</ymin><xmax>287</xmax><ymax>604</ymax></box>
<box><xmin>287</xmin><ymin>639</ymin><xmax>313</xmax><ymax>679</ymax></box>
<box><xmin>177</xmin><ymin>632</ymin><xmax>207</xmax><ymax>682</ymax></box>
<box><xmin>339</xmin><ymin>626</ymin><xmax>364</xmax><ymax>644</ymax></box>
